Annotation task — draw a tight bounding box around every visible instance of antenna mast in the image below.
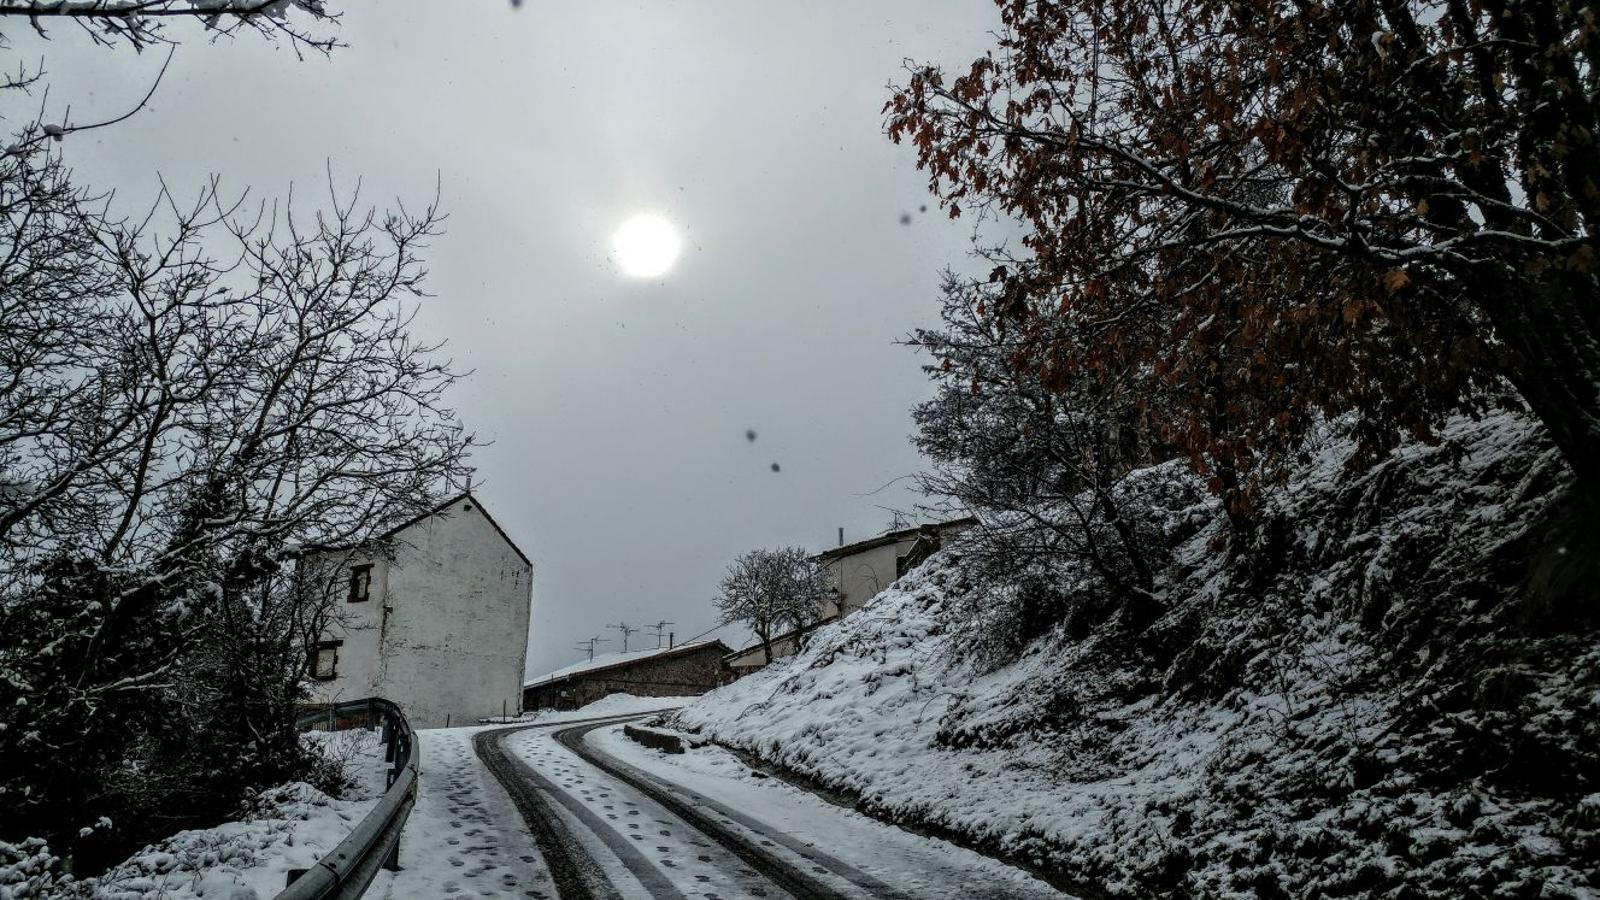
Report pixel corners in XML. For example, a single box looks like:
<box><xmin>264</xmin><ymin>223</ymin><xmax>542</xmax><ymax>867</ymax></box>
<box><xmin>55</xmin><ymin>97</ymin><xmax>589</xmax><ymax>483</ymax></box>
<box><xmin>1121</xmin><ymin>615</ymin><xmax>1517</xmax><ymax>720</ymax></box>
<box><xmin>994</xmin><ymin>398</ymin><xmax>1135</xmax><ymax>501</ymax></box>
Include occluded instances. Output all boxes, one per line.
<box><xmin>648</xmin><ymin>620</ymin><xmax>676</xmax><ymax>649</ymax></box>
<box><xmin>607</xmin><ymin>622</ymin><xmax>637</xmax><ymax>652</ymax></box>
<box><xmin>573</xmin><ymin>635</ymin><xmax>609</xmax><ymax>662</ymax></box>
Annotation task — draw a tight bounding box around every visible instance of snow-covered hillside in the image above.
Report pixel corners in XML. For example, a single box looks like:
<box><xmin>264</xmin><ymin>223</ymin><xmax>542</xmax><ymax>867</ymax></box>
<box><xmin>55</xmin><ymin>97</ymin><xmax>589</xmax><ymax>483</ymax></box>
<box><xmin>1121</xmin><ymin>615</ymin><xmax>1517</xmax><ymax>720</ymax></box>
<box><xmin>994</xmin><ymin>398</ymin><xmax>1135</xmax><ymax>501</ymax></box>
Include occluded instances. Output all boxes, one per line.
<box><xmin>675</xmin><ymin>414</ymin><xmax>1600</xmax><ymax>898</ymax></box>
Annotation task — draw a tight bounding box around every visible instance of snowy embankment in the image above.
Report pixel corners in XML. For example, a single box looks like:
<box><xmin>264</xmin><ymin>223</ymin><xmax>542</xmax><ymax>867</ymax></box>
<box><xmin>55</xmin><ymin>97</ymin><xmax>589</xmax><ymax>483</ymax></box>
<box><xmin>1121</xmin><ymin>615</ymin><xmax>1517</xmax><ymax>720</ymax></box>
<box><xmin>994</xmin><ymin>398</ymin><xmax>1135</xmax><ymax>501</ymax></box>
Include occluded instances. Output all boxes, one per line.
<box><xmin>675</xmin><ymin>414</ymin><xmax>1600</xmax><ymax>898</ymax></box>
<box><xmin>3</xmin><ymin>730</ymin><xmax>387</xmax><ymax>900</ymax></box>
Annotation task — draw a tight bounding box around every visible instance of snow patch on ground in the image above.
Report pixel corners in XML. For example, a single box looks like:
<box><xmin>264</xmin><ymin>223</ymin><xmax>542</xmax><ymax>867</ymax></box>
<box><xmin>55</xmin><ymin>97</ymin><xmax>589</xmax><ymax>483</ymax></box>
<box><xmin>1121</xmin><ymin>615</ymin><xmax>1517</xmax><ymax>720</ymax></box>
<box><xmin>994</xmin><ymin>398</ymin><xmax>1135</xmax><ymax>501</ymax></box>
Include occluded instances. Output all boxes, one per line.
<box><xmin>366</xmin><ymin>725</ymin><xmax>552</xmax><ymax>899</ymax></box>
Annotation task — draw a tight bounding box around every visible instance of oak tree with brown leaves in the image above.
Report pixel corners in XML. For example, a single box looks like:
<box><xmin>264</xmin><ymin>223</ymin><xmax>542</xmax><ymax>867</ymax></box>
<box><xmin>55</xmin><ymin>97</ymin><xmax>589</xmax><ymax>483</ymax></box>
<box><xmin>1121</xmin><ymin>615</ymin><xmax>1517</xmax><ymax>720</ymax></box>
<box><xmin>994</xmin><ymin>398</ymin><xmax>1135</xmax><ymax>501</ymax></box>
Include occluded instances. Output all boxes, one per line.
<box><xmin>887</xmin><ymin>0</ymin><xmax>1600</xmax><ymax>518</ymax></box>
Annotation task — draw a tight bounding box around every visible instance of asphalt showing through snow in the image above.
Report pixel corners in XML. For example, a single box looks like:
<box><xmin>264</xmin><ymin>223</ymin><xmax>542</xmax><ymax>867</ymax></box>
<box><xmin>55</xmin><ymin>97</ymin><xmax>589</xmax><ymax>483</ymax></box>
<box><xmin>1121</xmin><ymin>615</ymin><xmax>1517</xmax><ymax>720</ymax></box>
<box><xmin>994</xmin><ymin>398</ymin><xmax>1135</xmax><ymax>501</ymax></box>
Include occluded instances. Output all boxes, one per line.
<box><xmin>477</xmin><ymin>713</ymin><xmax>695</xmax><ymax>898</ymax></box>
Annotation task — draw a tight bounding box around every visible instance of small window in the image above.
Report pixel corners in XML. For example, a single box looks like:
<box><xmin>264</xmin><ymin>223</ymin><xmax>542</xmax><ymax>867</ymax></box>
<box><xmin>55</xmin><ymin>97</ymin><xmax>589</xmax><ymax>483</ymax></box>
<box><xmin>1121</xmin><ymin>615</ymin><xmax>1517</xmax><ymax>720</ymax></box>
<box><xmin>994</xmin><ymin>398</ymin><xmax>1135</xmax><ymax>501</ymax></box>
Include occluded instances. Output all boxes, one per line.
<box><xmin>312</xmin><ymin>643</ymin><xmax>339</xmax><ymax>680</ymax></box>
<box><xmin>348</xmin><ymin>564</ymin><xmax>372</xmax><ymax>603</ymax></box>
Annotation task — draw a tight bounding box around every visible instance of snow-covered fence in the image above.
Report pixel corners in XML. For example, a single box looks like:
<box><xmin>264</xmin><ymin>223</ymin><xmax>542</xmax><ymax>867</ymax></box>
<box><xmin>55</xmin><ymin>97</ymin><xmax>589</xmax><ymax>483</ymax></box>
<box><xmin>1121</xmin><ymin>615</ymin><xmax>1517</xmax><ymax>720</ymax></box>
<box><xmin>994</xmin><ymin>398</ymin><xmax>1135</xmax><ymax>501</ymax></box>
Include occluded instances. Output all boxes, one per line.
<box><xmin>276</xmin><ymin>698</ymin><xmax>418</xmax><ymax>900</ymax></box>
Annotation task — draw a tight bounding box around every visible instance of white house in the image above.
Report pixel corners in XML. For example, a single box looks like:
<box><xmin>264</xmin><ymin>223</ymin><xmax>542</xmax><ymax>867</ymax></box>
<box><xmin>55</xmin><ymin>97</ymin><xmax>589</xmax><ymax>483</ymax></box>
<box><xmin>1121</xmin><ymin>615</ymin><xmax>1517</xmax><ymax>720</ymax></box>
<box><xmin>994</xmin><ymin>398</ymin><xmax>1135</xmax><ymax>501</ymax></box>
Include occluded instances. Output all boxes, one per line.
<box><xmin>304</xmin><ymin>492</ymin><xmax>533</xmax><ymax>728</ymax></box>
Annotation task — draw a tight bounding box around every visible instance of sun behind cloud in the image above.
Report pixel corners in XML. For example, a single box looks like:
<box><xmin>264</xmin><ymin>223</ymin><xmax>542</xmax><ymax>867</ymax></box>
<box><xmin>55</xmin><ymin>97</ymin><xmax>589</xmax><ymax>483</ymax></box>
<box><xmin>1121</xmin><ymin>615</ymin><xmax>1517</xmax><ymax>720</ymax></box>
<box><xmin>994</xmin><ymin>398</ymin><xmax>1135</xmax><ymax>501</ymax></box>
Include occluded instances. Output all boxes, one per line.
<box><xmin>611</xmin><ymin>213</ymin><xmax>683</xmax><ymax>279</ymax></box>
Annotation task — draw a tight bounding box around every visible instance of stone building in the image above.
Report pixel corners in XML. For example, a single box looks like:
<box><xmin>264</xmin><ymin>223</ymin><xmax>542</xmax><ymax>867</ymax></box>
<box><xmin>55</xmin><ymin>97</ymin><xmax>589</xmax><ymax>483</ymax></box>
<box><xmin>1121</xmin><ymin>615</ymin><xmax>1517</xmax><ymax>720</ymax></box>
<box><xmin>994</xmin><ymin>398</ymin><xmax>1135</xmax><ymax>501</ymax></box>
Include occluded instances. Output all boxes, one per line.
<box><xmin>724</xmin><ymin>517</ymin><xmax>975</xmax><ymax>675</ymax></box>
<box><xmin>522</xmin><ymin>640</ymin><xmax>732</xmax><ymax>711</ymax></box>
<box><xmin>304</xmin><ymin>491</ymin><xmax>534</xmax><ymax>728</ymax></box>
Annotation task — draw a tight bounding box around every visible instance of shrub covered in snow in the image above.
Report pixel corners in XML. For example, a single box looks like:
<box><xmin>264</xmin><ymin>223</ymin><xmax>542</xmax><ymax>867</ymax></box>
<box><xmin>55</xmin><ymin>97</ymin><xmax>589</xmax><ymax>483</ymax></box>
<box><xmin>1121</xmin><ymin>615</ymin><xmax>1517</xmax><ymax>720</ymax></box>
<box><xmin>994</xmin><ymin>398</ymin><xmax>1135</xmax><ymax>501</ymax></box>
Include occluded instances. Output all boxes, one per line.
<box><xmin>0</xmin><ymin>728</ymin><xmax>384</xmax><ymax>900</ymax></box>
<box><xmin>0</xmin><ymin>838</ymin><xmax>62</xmax><ymax>899</ymax></box>
<box><xmin>676</xmin><ymin>414</ymin><xmax>1599</xmax><ymax>897</ymax></box>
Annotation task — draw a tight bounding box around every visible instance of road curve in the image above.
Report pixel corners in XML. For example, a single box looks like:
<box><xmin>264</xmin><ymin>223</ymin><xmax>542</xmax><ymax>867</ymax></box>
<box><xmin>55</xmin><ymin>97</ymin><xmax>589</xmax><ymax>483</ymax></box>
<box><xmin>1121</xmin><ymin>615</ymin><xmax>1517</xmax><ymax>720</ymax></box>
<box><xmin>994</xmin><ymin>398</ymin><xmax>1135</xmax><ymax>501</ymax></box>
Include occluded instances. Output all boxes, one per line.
<box><xmin>477</xmin><ymin>711</ymin><xmax>921</xmax><ymax>899</ymax></box>
<box><xmin>474</xmin><ymin>714</ymin><xmax>661</xmax><ymax>899</ymax></box>
<box><xmin>477</xmin><ymin>710</ymin><xmax>1066</xmax><ymax>899</ymax></box>
<box><xmin>550</xmin><ymin>718</ymin><xmax>914</xmax><ymax>900</ymax></box>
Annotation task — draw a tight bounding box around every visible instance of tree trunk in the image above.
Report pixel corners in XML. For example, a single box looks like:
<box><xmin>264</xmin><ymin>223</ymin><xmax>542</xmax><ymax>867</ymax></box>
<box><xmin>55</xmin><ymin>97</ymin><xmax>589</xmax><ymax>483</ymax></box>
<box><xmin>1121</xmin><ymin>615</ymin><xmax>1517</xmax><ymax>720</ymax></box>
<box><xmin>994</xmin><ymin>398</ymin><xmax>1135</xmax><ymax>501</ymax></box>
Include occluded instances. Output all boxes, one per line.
<box><xmin>1475</xmin><ymin>267</ymin><xmax>1600</xmax><ymax>510</ymax></box>
<box><xmin>1467</xmin><ymin>266</ymin><xmax>1600</xmax><ymax>620</ymax></box>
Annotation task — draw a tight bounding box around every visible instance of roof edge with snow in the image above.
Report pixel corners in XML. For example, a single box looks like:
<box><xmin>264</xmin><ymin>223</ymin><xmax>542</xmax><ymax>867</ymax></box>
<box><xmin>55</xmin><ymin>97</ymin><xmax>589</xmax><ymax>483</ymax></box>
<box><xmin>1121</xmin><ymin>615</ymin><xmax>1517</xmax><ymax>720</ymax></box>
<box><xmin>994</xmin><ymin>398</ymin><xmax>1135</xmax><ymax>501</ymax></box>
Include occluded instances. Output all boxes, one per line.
<box><xmin>524</xmin><ymin>639</ymin><xmax>732</xmax><ymax>689</ymax></box>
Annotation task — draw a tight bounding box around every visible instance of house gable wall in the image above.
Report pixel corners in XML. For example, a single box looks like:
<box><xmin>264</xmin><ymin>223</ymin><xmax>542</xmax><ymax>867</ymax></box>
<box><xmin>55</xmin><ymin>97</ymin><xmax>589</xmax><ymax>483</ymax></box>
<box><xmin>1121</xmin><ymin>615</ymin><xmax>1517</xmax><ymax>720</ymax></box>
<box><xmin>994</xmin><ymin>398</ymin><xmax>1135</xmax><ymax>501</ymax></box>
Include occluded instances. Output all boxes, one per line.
<box><xmin>308</xmin><ymin>497</ymin><xmax>533</xmax><ymax>728</ymax></box>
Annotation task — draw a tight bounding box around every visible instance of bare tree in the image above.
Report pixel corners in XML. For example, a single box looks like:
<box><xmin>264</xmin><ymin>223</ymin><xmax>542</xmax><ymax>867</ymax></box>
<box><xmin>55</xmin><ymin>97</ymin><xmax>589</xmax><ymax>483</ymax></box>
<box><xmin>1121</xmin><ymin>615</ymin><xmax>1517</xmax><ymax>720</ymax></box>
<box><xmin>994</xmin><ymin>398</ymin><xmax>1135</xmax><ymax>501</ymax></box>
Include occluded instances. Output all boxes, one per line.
<box><xmin>0</xmin><ymin>152</ymin><xmax>473</xmax><ymax>868</ymax></box>
<box><xmin>0</xmin><ymin>0</ymin><xmax>475</xmax><ymax>873</ymax></box>
<box><xmin>713</xmin><ymin>546</ymin><xmax>831</xmax><ymax>664</ymax></box>
<box><xmin>0</xmin><ymin>1</ymin><xmax>339</xmax><ymax>52</ymax></box>
<box><xmin>910</xmin><ymin>273</ymin><xmax>1171</xmax><ymax>599</ymax></box>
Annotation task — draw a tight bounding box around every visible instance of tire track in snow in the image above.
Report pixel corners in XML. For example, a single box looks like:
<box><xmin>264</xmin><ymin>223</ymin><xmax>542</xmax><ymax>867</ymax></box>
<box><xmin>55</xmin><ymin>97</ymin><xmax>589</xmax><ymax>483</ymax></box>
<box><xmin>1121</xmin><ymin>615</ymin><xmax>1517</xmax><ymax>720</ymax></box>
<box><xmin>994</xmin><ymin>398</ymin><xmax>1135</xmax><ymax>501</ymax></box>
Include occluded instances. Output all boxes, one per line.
<box><xmin>475</xmin><ymin>722</ymin><xmax>655</xmax><ymax>899</ymax></box>
<box><xmin>551</xmin><ymin>719</ymin><xmax>914</xmax><ymax>900</ymax></box>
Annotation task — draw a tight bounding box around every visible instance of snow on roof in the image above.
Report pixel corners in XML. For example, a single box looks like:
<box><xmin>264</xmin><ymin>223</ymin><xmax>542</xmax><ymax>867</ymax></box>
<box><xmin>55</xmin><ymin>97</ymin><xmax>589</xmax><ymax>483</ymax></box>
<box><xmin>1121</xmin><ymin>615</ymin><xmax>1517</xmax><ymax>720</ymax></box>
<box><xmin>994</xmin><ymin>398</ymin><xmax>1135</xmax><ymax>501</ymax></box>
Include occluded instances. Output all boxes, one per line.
<box><xmin>523</xmin><ymin>640</ymin><xmax>723</xmax><ymax>687</ymax></box>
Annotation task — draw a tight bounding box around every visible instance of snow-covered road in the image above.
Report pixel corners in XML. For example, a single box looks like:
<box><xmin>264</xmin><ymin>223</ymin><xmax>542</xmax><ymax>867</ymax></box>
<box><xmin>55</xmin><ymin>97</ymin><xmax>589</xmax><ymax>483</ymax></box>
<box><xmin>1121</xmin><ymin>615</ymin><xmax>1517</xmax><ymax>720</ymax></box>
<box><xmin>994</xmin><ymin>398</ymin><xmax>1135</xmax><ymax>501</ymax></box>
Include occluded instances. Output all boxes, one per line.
<box><xmin>485</xmin><ymin>714</ymin><xmax>1070</xmax><ymax>899</ymax></box>
<box><xmin>351</xmin><ymin>695</ymin><xmax>1068</xmax><ymax>898</ymax></box>
<box><xmin>367</xmin><ymin>725</ymin><xmax>557</xmax><ymax>899</ymax></box>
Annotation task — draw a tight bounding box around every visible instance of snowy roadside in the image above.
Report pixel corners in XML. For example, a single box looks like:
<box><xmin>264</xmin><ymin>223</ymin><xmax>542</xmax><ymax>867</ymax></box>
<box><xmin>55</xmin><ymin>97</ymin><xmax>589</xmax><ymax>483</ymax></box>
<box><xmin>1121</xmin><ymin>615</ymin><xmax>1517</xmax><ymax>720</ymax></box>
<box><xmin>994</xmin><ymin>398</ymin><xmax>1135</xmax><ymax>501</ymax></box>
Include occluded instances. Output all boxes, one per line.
<box><xmin>66</xmin><ymin>729</ymin><xmax>388</xmax><ymax>900</ymax></box>
<box><xmin>586</xmin><ymin>722</ymin><xmax>1070</xmax><ymax>898</ymax></box>
<box><xmin>671</xmin><ymin>585</ymin><xmax>1126</xmax><ymax>892</ymax></box>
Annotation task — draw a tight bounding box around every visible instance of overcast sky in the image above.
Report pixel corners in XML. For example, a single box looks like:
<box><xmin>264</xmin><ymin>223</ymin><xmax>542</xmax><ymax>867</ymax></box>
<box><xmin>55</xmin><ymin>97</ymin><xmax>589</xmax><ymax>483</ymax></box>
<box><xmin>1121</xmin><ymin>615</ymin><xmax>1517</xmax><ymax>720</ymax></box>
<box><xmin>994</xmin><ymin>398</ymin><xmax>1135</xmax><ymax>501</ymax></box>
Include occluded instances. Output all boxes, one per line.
<box><xmin>10</xmin><ymin>1</ymin><xmax>1001</xmax><ymax>678</ymax></box>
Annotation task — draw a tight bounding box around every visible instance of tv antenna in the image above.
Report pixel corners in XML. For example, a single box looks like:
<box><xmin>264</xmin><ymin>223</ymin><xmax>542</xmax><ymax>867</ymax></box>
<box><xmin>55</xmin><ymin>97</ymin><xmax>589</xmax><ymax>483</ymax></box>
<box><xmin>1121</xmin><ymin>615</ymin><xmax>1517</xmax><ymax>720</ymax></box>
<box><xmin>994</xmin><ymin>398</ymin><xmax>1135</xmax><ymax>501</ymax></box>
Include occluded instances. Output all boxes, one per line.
<box><xmin>648</xmin><ymin>620</ymin><xmax>676</xmax><ymax>649</ymax></box>
<box><xmin>573</xmin><ymin>635</ymin><xmax>609</xmax><ymax>662</ymax></box>
<box><xmin>607</xmin><ymin>622</ymin><xmax>638</xmax><ymax>652</ymax></box>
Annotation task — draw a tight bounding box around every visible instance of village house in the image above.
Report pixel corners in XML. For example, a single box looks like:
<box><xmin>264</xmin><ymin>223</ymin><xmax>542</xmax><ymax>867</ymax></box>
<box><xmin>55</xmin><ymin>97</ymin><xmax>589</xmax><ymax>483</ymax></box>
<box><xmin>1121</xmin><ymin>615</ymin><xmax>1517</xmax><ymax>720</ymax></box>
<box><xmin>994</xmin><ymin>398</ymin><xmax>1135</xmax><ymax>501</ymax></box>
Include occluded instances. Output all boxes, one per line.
<box><xmin>816</xmin><ymin>517</ymin><xmax>976</xmax><ymax>617</ymax></box>
<box><xmin>304</xmin><ymin>492</ymin><xmax>534</xmax><ymax>728</ymax></box>
<box><xmin>724</xmin><ymin>517</ymin><xmax>975</xmax><ymax>675</ymax></box>
<box><xmin>522</xmin><ymin>639</ymin><xmax>732</xmax><ymax>710</ymax></box>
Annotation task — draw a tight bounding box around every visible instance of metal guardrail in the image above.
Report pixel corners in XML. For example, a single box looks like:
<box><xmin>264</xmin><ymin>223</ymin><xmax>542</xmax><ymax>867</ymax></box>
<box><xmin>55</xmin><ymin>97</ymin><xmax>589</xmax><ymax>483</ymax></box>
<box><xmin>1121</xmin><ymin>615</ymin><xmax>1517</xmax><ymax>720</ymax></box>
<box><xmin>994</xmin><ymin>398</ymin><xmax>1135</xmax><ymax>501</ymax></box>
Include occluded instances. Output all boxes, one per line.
<box><xmin>276</xmin><ymin>697</ymin><xmax>418</xmax><ymax>900</ymax></box>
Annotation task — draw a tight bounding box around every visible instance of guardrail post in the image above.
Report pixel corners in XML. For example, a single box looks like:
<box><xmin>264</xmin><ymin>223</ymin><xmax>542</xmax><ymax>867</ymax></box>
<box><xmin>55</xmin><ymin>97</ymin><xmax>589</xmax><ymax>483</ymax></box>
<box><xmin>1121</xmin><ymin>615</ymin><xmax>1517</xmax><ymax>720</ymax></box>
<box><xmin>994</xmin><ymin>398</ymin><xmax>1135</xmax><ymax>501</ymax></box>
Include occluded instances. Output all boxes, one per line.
<box><xmin>386</xmin><ymin>730</ymin><xmax>406</xmax><ymax>789</ymax></box>
<box><xmin>277</xmin><ymin>697</ymin><xmax>417</xmax><ymax>900</ymax></box>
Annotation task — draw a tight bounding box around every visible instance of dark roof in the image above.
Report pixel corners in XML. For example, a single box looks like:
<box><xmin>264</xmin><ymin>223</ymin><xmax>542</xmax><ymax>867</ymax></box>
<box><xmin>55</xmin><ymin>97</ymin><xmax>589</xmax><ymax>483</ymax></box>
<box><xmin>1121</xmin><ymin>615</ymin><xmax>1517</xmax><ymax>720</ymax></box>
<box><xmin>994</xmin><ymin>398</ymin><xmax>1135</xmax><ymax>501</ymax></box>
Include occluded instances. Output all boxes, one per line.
<box><xmin>382</xmin><ymin>490</ymin><xmax>533</xmax><ymax>568</ymax></box>
<box><xmin>813</xmin><ymin>516</ymin><xmax>977</xmax><ymax>562</ymax></box>
<box><xmin>524</xmin><ymin>639</ymin><xmax>733</xmax><ymax>688</ymax></box>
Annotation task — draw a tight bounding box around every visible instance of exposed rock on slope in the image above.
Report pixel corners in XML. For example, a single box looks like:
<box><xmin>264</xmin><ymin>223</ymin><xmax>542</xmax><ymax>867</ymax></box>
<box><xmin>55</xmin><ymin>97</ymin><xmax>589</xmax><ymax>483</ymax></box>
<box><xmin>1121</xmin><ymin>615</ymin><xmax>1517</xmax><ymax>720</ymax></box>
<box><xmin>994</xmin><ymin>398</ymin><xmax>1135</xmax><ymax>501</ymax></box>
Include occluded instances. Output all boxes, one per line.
<box><xmin>675</xmin><ymin>414</ymin><xmax>1599</xmax><ymax>898</ymax></box>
